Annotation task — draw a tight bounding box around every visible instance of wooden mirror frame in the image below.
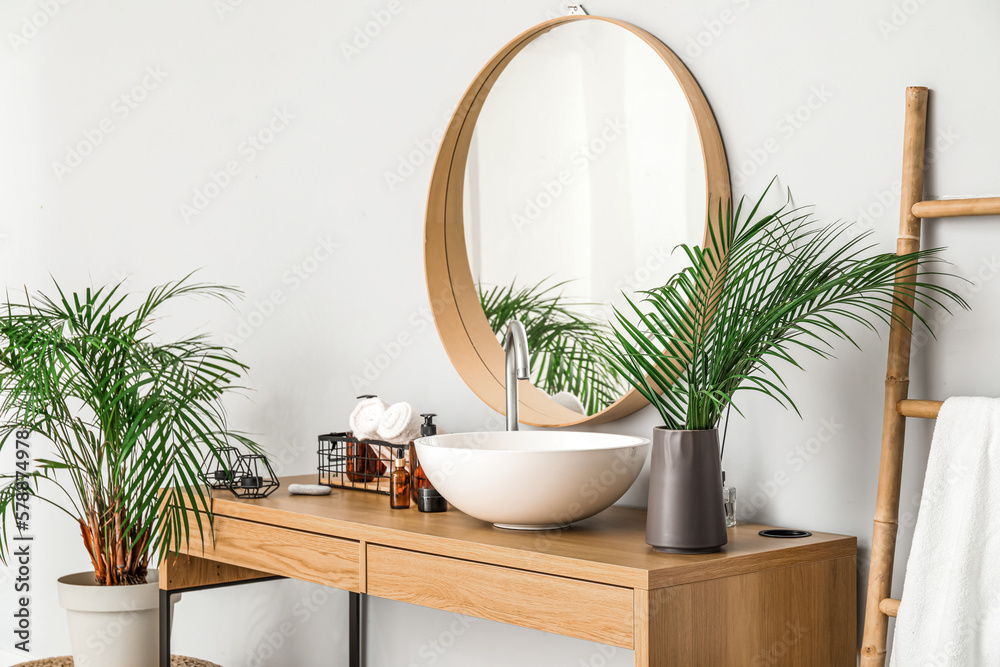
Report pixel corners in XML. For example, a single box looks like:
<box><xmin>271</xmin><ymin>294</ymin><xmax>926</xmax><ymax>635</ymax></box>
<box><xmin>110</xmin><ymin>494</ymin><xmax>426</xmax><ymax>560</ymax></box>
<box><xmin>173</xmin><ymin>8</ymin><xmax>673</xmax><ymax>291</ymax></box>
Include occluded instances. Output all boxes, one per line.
<box><xmin>425</xmin><ymin>15</ymin><xmax>731</xmax><ymax>427</ymax></box>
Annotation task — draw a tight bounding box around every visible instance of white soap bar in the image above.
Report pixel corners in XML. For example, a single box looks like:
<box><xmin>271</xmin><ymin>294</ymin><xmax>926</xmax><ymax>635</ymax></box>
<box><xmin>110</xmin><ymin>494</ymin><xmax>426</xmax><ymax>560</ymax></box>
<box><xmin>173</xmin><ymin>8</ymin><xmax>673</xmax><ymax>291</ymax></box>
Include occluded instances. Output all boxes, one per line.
<box><xmin>288</xmin><ymin>484</ymin><xmax>332</xmax><ymax>496</ymax></box>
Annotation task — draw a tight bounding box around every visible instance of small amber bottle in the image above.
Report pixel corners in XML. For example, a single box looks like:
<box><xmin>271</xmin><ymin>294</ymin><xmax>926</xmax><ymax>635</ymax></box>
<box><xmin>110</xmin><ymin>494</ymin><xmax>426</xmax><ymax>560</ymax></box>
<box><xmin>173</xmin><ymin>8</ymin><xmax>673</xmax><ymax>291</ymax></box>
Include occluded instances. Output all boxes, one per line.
<box><xmin>390</xmin><ymin>448</ymin><xmax>410</xmax><ymax>509</ymax></box>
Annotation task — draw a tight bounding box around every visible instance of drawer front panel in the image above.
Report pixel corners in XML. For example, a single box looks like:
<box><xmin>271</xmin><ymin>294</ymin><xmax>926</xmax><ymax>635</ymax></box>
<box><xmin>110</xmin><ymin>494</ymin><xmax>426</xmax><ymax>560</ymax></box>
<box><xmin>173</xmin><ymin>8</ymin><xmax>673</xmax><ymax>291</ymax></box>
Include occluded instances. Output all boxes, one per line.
<box><xmin>367</xmin><ymin>545</ymin><xmax>633</xmax><ymax>648</ymax></box>
<box><xmin>183</xmin><ymin>512</ymin><xmax>360</xmax><ymax>592</ymax></box>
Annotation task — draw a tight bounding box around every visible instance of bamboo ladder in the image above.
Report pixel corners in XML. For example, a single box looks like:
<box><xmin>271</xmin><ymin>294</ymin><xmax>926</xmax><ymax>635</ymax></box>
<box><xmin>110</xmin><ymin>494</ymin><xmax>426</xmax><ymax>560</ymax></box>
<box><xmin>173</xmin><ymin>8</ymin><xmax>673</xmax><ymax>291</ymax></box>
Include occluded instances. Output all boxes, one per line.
<box><xmin>860</xmin><ymin>86</ymin><xmax>1000</xmax><ymax>665</ymax></box>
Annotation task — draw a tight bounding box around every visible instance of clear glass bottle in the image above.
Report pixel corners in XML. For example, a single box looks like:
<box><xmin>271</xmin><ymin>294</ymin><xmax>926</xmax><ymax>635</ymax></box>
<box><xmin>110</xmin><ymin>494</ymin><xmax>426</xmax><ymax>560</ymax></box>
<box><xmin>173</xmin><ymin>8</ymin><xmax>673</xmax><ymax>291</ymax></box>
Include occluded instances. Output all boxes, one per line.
<box><xmin>390</xmin><ymin>448</ymin><xmax>410</xmax><ymax>509</ymax></box>
<box><xmin>722</xmin><ymin>471</ymin><xmax>736</xmax><ymax>528</ymax></box>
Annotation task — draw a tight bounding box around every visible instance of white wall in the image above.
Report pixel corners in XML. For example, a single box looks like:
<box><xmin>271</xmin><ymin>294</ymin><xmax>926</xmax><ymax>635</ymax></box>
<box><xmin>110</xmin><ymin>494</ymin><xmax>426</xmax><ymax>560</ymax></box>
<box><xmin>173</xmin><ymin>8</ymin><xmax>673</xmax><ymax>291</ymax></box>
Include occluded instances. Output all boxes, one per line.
<box><xmin>1</xmin><ymin>0</ymin><xmax>998</xmax><ymax>664</ymax></box>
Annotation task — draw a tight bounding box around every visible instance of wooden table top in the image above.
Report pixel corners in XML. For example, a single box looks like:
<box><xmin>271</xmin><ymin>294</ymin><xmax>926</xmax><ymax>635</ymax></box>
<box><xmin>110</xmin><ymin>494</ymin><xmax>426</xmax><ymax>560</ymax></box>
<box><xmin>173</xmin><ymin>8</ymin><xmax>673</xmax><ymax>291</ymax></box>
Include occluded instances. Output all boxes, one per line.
<box><xmin>208</xmin><ymin>475</ymin><xmax>856</xmax><ymax>590</ymax></box>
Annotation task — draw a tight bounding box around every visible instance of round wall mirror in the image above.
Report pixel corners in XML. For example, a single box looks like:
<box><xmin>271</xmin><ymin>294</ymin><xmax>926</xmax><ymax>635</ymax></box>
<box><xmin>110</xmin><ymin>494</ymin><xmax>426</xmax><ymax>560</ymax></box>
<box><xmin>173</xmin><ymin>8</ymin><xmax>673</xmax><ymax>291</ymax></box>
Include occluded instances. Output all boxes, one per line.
<box><xmin>425</xmin><ymin>16</ymin><xmax>730</xmax><ymax>427</ymax></box>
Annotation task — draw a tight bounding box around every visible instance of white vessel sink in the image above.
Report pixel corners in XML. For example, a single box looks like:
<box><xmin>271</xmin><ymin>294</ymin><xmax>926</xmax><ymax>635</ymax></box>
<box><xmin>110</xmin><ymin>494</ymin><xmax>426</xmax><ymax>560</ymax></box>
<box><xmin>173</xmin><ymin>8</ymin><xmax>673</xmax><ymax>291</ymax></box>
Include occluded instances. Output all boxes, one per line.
<box><xmin>413</xmin><ymin>431</ymin><xmax>650</xmax><ymax>530</ymax></box>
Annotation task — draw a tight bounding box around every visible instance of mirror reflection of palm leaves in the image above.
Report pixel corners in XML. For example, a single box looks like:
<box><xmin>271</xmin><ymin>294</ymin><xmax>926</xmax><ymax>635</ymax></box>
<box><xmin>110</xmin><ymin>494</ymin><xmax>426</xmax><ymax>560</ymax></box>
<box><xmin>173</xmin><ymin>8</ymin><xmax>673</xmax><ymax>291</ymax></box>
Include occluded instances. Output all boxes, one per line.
<box><xmin>479</xmin><ymin>279</ymin><xmax>625</xmax><ymax>415</ymax></box>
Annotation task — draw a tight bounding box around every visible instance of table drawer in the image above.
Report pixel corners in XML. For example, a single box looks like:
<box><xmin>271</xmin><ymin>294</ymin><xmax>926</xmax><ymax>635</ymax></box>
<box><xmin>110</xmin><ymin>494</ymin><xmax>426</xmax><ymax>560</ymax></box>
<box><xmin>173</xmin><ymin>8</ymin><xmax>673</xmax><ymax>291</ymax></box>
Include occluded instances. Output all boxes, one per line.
<box><xmin>183</xmin><ymin>512</ymin><xmax>360</xmax><ymax>592</ymax></box>
<box><xmin>367</xmin><ymin>545</ymin><xmax>633</xmax><ymax>648</ymax></box>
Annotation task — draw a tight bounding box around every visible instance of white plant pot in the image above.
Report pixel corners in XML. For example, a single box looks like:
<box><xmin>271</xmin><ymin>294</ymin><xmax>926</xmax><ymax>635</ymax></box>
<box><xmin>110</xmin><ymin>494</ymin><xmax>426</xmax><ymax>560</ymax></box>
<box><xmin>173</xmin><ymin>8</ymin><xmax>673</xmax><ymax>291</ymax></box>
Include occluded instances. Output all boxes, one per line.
<box><xmin>57</xmin><ymin>570</ymin><xmax>177</xmax><ymax>667</ymax></box>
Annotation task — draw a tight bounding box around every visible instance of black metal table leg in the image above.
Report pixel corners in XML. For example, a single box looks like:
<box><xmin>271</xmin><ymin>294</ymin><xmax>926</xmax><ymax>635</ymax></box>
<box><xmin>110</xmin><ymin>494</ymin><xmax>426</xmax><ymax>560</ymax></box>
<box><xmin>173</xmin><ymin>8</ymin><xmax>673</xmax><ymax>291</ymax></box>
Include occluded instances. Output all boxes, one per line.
<box><xmin>159</xmin><ymin>589</ymin><xmax>172</xmax><ymax>667</ymax></box>
<box><xmin>160</xmin><ymin>578</ymin><xmax>366</xmax><ymax>666</ymax></box>
<box><xmin>160</xmin><ymin>576</ymin><xmax>281</xmax><ymax>666</ymax></box>
<box><xmin>350</xmin><ymin>591</ymin><xmax>362</xmax><ymax>667</ymax></box>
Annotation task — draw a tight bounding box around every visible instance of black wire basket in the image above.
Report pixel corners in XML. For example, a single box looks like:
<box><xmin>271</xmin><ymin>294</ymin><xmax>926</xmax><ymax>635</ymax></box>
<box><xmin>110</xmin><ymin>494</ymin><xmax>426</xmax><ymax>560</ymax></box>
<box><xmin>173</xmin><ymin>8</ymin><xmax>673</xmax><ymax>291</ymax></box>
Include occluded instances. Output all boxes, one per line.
<box><xmin>317</xmin><ymin>432</ymin><xmax>395</xmax><ymax>495</ymax></box>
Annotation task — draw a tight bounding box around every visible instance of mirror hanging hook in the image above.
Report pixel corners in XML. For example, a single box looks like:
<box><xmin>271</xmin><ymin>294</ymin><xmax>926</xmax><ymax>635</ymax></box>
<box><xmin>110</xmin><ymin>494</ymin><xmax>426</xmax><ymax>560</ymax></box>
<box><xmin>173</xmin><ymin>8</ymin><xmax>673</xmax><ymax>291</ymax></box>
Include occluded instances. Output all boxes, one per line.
<box><xmin>564</xmin><ymin>3</ymin><xmax>588</xmax><ymax>15</ymax></box>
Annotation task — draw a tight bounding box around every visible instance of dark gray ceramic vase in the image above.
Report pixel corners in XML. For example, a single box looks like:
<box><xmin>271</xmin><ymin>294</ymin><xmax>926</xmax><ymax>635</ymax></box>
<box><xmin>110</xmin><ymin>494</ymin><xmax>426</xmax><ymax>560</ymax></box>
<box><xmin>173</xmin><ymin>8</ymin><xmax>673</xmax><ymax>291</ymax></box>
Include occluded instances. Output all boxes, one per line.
<box><xmin>646</xmin><ymin>428</ymin><xmax>728</xmax><ymax>554</ymax></box>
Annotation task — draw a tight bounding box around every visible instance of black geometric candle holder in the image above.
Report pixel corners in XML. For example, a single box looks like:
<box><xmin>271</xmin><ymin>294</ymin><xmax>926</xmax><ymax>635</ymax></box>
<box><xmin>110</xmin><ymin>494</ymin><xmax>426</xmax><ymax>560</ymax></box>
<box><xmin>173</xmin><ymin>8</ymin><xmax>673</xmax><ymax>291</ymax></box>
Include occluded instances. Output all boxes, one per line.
<box><xmin>200</xmin><ymin>446</ymin><xmax>241</xmax><ymax>490</ymax></box>
<box><xmin>227</xmin><ymin>453</ymin><xmax>280</xmax><ymax>499</ymax></box>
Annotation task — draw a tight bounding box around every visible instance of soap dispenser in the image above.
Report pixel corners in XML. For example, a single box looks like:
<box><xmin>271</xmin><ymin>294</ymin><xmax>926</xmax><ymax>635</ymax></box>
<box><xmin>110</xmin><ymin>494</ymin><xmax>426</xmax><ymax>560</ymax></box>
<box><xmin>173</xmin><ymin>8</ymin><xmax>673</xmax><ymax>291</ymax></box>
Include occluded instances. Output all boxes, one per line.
<box><xmin>410</xmin><ymin>414</ymin><xmax>447</xmax><ymax>512</ymax></box>
<box><xmin>390</xmin><ymin>447</ymin><xmax>410</xmax><ymax>509</ymax></box>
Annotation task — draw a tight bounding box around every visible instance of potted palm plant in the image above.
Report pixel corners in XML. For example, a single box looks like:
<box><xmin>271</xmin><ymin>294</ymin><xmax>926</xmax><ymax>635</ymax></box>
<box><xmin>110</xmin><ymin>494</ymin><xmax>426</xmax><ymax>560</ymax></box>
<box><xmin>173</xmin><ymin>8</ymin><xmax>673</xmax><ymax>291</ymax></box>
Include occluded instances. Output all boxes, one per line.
<box><xmin>603</xmin><ymin>186</ymin><xmax>965</xmax><ymax>554</ymax></box>
<box><xmin>0</xmin><ymin>276</ymin><xmax>258</xmax><ymax>667</ymax></box>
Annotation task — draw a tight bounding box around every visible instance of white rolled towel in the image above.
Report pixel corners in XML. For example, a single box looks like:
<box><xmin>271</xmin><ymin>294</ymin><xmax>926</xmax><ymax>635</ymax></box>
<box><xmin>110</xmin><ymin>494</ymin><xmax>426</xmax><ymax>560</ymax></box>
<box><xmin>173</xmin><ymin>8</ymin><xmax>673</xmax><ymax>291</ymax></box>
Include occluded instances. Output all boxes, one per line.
<box><xmin>552</xmin><ymin>391</ymin><xmax>586</xmax><ymax>415</ymax></box>
<box><xmin>349</xmin><ymin>396</ymin><xmax>388</xmax><ymax>440</ymax></box>
<box><xmin>377</xmin><ymin>402</ymin><xmax>422</xmax><ymax>445</ymax></box>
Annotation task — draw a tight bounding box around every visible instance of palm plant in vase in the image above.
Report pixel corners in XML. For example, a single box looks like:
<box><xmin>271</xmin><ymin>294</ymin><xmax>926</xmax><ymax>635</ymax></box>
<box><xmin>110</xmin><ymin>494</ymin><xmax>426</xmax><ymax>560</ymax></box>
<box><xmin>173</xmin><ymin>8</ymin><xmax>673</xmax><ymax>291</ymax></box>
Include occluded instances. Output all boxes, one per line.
<box><xmin>0</xmin><ymin>276</ymin><xmax>258</xmax><ymax>666</ymax></box>
<box><xmin>602</xmin><ymin>185</ymin><xmax>965</xmax><ymax>553</ymax></box>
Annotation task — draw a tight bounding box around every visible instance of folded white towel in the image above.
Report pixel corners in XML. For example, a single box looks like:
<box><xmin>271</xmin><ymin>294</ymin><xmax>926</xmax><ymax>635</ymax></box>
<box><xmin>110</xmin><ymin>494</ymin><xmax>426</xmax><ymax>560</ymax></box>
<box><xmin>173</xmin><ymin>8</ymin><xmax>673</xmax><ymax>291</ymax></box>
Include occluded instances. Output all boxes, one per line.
<box><xmin>378</xmin><ymin>402</ymin><xmax>422</xmax><ymax>445</ymax></box>
<box><xmin>552</xmin><ymin>391</ymin><xmax>586</xmax><ymax>415</ymax></box>
<box><xmin>349</xmin><ymin>396</ymin><xmax>388</xmax><ymax>440</ymax></box>
<box><xmin>890</xmin><ymin>397</ymin><xmax>1000</xmax><ymax>666</ymax></box>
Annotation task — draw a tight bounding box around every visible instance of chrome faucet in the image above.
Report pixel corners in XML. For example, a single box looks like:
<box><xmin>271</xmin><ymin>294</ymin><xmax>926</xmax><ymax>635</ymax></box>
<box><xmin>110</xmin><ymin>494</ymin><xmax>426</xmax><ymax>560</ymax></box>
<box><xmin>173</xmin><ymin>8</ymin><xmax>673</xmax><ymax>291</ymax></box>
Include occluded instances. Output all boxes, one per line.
<box><xmin>504</xmin><ymin>320</ymin><xmax>530</xmax><ymax>431</ymax></box>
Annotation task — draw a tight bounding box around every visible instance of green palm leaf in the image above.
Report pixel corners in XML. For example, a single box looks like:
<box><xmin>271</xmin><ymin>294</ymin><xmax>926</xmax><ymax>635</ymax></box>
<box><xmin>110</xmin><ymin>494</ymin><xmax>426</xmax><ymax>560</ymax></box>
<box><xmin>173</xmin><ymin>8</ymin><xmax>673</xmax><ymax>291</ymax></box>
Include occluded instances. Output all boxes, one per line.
<box><xmin>0</xmin><ymin>275</ymin><xmax>258</xmax><ymax>585</ymax></box>
<box><xmin>603</xmin><ymin>183</ymin><xmax>968</xmax><ymax>431</ymax></box>
<box><xmin>479</xmin><ymin>279</ymin><xmax>626</xmax><ymax>415</ymax></box>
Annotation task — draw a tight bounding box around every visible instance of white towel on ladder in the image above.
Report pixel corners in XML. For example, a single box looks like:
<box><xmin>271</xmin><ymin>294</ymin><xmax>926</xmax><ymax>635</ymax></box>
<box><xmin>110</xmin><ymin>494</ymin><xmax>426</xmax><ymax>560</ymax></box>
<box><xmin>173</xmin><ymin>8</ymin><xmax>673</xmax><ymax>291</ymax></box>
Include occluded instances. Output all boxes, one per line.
<box><xmin>890</xmin><ymin>397</ymin><xmax>1000</xmax><ymax>666</ymax></box>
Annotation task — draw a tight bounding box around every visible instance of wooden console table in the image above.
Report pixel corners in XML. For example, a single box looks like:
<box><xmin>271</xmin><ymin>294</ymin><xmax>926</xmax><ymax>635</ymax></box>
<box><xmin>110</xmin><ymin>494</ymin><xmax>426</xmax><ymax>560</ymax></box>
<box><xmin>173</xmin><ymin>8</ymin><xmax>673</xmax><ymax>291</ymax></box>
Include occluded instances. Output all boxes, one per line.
<box><xmin>161</xmin><ymin>475</ymin><xmax>856</xmax><ymax>666</ymax></box>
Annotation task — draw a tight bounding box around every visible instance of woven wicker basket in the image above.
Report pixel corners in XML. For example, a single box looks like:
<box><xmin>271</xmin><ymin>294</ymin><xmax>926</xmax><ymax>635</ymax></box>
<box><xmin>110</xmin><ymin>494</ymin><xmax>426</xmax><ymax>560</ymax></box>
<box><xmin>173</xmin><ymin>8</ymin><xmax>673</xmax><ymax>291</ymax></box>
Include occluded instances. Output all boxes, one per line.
<box><xmin>14</xmin><ymin>657</ymin><xmax>222</xmax><ymax>667</ymax></box>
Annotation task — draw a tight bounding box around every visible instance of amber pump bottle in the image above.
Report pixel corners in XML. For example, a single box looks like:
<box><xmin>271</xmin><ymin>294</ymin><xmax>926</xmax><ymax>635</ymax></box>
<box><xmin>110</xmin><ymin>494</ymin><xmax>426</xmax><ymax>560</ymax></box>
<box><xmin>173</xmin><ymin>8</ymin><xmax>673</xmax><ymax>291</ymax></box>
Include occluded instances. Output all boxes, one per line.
<box><xmin>390</xmin><ymin>447</ymin><xmax>410</xmax><ymax>509</ymax></box>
